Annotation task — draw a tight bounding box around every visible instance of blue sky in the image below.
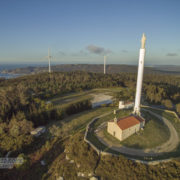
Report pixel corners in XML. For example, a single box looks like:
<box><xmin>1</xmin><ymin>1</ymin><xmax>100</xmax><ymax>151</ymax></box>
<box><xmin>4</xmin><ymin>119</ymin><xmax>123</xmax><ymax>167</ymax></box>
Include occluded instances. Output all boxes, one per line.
<box><xmin>0</xmin><ymin>0</ymin><xmax>179</xmax><ymax>65</ymax></box>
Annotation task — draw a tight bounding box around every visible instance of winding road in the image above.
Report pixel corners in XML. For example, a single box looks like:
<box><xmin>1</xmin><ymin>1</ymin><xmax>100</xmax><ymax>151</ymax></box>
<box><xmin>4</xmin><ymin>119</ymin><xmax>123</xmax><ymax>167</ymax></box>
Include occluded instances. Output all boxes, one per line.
<box><xmin>95</xmin><ymin>109</ymin><xmax>179</xmax><ymax>157</ymax></box>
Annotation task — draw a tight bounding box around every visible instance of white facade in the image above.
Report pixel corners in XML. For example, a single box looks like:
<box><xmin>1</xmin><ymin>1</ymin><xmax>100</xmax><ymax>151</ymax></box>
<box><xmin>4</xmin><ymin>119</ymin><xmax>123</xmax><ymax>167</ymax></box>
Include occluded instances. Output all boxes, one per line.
<box><xmin>107</xmin><ymin>121</ymin><xmax>123</xmax><ymax>141</ymax></box>
<box><xmin>107</xmin><ymin>117</ymin><xmax>145</xmax><ymax>141</ymax></box>
<box><xmin>121</xmin><ymin>123</ymin><xmax>140</xmax><ymax>140</ymax></box>
<box><xmin>107</xmin><ymin>122</ymin><xmax>141</xmax><ymax>141</ymax></box>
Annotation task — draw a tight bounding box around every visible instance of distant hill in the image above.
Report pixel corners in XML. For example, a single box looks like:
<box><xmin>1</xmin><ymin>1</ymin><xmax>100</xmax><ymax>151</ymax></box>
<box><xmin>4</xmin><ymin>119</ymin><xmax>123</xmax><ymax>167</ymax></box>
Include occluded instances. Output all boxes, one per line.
<box><xmin>154</xmin><ymin>65</ymin><xmax>180</xmax><ymax>73</ymax></box>
<box><xmin>1</xmin><ymin>64</ymin><xmax>180</xmax><ymax>75</ymax></box>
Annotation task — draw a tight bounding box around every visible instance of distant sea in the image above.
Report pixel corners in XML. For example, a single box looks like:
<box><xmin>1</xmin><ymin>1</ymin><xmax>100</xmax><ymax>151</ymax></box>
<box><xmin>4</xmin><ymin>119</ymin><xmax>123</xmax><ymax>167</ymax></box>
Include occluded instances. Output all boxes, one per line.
<box><xmin>0</xmin><ymin>64</ymin><xmax>30</xmax><ymax>79</ymax></box>
<box><xmin>0</xmin><ymin>73</ymin><xmax>21</xmax><ymax>79</ymax></box>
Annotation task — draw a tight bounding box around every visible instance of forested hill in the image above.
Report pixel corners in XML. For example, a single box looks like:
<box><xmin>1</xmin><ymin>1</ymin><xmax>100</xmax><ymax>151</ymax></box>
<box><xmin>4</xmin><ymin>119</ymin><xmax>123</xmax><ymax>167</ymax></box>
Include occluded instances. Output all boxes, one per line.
<box><xmin>1</xmin><ymin>64</ymin><xmax>175</xmax><ymax>75</ymax></box>
<box><xmin>0</xmin><ymin>71</ymin><xmax>180</xmax><ymax>154</ymax></box>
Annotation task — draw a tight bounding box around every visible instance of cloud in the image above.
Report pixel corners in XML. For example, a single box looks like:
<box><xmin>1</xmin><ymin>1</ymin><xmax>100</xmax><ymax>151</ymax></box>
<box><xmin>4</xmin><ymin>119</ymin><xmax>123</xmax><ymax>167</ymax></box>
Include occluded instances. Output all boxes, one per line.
<box><xmin>86</xmin><ymin>45</ymin><xmax>111</xmax><ymax>55</ymax></box>
<box><xmin>166</xmin><ymin>53</ymin><xmax>178</xmax><ymax>57</ymax></box>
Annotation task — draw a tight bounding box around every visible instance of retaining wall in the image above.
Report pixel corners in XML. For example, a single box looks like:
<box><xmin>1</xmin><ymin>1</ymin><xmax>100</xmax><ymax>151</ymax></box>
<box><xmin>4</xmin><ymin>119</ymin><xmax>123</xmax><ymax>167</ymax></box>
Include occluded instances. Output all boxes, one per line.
<box><xmin>84</xmin><ymin>113</ymin><xmax>174</xmax><ymax>165</ymax></box>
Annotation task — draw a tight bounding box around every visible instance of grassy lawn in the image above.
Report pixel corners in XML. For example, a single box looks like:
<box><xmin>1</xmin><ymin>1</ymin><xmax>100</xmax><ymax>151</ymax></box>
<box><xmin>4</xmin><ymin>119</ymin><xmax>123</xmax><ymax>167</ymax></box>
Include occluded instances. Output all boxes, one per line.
<box><xmin>143</xmin><ymin>107</ymin><xmax>180</xmax><ymax>136</ymax></box>
<box><xmin>141</xmin><ymin>107</ymin><xmax>180</xmax><ymax>159</ymax></box>
<box><xmin>88</xmin><ymin>109</ymin><xmax>170</xmax><ymax>150</ymax></box>
<box><xmin>47</xmin><ymin>106</ymin><xmax>114</xmax><ymax>138</ymax></box>
<box><xmin>120</xmin><ymin>110</ymin><xmax>170</xmax><ymax>149</ymax></box>
<box><xmin>26</xmin><ymin>106</ymin><xmax>116</xmax><ymax>161</ymax></box>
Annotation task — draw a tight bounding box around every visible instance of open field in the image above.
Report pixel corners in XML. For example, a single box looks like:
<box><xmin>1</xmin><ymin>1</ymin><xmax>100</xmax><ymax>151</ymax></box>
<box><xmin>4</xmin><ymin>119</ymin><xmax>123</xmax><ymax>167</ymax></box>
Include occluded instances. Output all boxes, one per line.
<box><xmin>120</xmin><ymin>110</ymin><xmax>170</xmax><ymax>148</ymax></box>
<box><xmin>48</xmin><ymin>87</ymin><xmax>123</xmax><ymax>107</ymax></box>
<box><xmin>46</xmin><ymin>107</ymin><xmax>114</xmax><ymax>138</ymax></box>
<box><xmin>87</xmin><ymin>108</ymin><xmax>170</xmax><ymax>150</ymax></box>
<box><xmin>85</xmin><ymin>106</ymin><xmax>180</xmax><ymax>160</ymax></box>
<box><xmin>143</xmin><ymin>107</ymin><xmax>180</xmax><ymax>135</ymax></box>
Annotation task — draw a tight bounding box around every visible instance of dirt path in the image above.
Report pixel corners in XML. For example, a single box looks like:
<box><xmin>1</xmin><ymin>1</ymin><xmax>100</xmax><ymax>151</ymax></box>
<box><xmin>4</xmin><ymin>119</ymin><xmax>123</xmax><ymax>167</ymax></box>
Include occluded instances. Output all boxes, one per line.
<box><xmin>95</xmin><ymin>109</ymin><xmax>179</xmax><ymax>157</ymax></box>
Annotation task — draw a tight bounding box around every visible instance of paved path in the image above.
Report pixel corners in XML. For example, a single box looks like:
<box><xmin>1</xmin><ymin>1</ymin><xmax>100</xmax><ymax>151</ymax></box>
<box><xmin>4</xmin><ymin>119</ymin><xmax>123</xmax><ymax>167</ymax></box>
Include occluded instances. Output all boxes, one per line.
<box><xmin>95</xmin><ymin>109</ymin><xmax>179</xmax><ymax>157</ymax></box>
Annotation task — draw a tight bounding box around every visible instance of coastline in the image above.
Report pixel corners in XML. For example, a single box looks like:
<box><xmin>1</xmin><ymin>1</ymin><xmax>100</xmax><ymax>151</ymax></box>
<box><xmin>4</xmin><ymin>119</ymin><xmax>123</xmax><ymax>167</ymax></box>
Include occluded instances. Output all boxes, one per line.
<box><xmin>0</xmin><ymin>73</ymin><xmax>21</xmax><ymax>79</ymax></box>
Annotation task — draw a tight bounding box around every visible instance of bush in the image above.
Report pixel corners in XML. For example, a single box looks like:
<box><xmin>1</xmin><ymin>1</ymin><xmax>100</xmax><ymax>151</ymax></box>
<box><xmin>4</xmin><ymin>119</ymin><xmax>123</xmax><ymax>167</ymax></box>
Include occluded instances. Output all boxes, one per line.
<box><xmin>65</xmin><ymin>132</ymin><xmax>98</xmax><ymax>172</ymax></box>
<box><xmin>163</xmin><ymin>99</ymin><xmax>173</xmax><ymax>109</ymax></box>
<box><xmin>15</xmin><ymin>153</ymin><xmax>30</xmax><ymax>170</ymax></box>
<box><xmin>176</xmin><ymin>103</ymin><xmax>180</xmax><ymax>114</ymax></box>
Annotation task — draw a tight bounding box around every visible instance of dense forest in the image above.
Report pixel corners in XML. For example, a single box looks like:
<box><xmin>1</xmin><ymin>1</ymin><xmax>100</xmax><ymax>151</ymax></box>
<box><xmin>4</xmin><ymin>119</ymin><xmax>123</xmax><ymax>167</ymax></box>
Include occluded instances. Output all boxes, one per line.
<box><xmin>0</xmin><ymin>71</ymin><xmax>180</xmax><ymax>179</ymax></box>
<box><xmin>0</xmin><ymin>71</ymin><xmax>180</xmax><ymax>154</ymax></box>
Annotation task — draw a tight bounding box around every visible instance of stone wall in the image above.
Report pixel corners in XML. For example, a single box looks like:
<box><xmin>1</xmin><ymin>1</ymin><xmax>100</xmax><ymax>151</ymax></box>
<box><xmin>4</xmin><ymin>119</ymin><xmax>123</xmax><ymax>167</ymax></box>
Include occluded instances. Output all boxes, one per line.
<box><xmin>107</xmin><ymin>122</ymin><xmax>122</xmax><ymax>141</ymax></box>
<box><xmin>84</xmin><ymin>117</ymin><xmax>101</xmax><ymax>155</ymax></box>
<box><xmin>121</xmin><ymin>123</ymin><xmax>140</xmax><ymax>140</ymax></box>
<box><xmin>84</xmin><ymin>115</ymin><xmax>173</xmax><ymax>165</ymax></box>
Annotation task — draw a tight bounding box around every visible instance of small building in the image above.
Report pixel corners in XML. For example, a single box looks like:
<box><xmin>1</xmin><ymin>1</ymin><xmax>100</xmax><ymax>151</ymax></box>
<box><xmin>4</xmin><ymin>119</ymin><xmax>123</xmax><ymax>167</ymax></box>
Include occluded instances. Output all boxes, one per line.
<box><xmin>31</xmin><ymin>126</ymin><xmax>46</xmax><ymax>137</ymax></box>
<box><xmin>119</xmin><ymin>101</ymin><xmax>134</xmax><ymax>109</ymax></box>
<box><xmin>107</xmin><ymin>115</ymin><xmax>145</xmax><ymax>141</ymax></box>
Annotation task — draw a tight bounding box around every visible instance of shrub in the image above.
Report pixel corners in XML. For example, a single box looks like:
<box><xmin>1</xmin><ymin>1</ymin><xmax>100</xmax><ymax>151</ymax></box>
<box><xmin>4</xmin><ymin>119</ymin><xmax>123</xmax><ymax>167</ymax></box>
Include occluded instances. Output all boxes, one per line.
<box><xmin>163</xmin><ymin>99</ymin><xmax>173</xmax><ymax>109</ymax></box>
<box><xmin>15</xmin><ymin>153</ymin><xmax>30</xmax><ymax>170</ymax></box>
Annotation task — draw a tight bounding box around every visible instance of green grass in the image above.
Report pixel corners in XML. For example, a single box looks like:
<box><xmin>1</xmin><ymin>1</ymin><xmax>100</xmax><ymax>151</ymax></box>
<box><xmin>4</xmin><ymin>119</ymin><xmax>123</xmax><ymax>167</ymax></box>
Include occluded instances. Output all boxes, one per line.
<box><xmin>85</xmin><ymin>106</ymin><xmax>180</xmax><ymax>160</ymax></box>
<box><xmin>143</xmin><ymin>107</ymin><xmax>180</xmax><ymax>136</ymax></box>
<box><xmin>142</xmin><ymin>107</ymin><xmax>180</xmax><ymax>159</ymax></box>
<box><xmin>87</xmin><ymin>108</ymin><xmax>170</xmax><ymax>151</ymax></box>
<box><xmin>47</xmin><ymin>107</ymin><xmax>114</xmax><ymax>138</ymax></box>
<box><xmin>121</xmin><ymin>110</ymin><xmax>170</xmax><ymax>148</ymax></box>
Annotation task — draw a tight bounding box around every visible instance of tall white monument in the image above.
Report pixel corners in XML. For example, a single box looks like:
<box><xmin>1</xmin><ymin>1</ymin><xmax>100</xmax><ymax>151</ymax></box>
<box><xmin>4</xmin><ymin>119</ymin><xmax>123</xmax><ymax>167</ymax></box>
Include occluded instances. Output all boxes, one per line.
<box><xmin>133</xmin><ymin>33</ymin><xmax>146</xmax><ymax>115</ymax></box>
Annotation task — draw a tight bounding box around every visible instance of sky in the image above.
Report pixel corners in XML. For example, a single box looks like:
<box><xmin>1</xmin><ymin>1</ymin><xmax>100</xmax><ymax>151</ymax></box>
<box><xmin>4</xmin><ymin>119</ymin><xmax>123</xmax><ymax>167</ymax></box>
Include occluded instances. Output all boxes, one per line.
<box><xmin>0</xmin><ymin>0</ymin><xmax>180</xmax><ymax>65</ymax></box>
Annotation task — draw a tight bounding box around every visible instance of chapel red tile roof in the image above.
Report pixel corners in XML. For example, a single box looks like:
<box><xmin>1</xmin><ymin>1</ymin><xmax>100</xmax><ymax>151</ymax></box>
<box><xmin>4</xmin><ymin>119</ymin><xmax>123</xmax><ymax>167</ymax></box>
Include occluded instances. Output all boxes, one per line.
<box><xmin>116</xmin><ymin>115</ymin><xmax>144</xmax><ymax>130</ymax></box>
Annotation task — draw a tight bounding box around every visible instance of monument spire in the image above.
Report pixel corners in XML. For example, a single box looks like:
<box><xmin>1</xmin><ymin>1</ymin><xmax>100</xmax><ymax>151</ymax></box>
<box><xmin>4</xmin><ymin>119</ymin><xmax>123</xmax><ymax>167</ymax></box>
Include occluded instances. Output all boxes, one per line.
<box><xmin>133</xmin><ymin>33</ymin><xmax>147</xmax><ymax>115</ymax></box>
<box><xmin>141</xmin><ymin>33</ymin><xmax>146</xmax><ymax>49</ymax></box>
